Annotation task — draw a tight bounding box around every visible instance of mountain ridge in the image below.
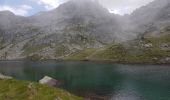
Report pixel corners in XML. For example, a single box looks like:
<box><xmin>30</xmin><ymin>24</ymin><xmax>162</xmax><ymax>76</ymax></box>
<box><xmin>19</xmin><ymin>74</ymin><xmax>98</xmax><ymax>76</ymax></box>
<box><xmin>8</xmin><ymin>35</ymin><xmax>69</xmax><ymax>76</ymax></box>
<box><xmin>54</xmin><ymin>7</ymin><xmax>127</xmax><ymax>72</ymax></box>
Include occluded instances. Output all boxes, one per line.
<box><xmin>0</xmin><ymin>0</ymin><xmax>169</xmax><ymax>63</ymax></box>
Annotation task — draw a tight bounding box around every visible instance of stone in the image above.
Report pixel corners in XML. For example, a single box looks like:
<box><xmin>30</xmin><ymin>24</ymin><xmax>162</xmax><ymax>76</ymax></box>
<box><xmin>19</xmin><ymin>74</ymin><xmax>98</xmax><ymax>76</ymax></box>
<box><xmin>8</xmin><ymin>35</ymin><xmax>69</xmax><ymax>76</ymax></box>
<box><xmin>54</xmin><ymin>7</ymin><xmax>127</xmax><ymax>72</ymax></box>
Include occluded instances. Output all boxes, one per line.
<box><xmin>153</xmin><ymin>57</ymin><xmax>158</xmax><ymax>61</ymax></box>
<box><xmin>165</xmin><ymin>57</ymin><xmax>170</xmax><ymax>62</ymax></box>
<box><xmin>143</xmin><ymin>43</ymin><xmax>153</xmax><ymax>48</ymax></box>
<box><xmin>160</xmin><ymin>43</ymin><xmax>170</xmax><ymax>50</ymax></box>
<box><xmin>28</xmin><ymin>83</ymin><xmax>34</xmax><ymax>89</ymax></box>
<box><xmin>160</xmin><ymin>57</ymin><xmax>170</xmax><ymax>63</ymax></box>
<box><xmin>0</xmin><ymin>73</ymin><xmax>12</xmax><ymax>79</ymax></box>
<box><xmin>55</xmin><ymin>97</ymin><xmax>62</xmax><ymax>100</ymax></box>
<box><xmin>39</xmin><ymin>76</ymin><xmax>62</xmax><ymax>87</ymax></box>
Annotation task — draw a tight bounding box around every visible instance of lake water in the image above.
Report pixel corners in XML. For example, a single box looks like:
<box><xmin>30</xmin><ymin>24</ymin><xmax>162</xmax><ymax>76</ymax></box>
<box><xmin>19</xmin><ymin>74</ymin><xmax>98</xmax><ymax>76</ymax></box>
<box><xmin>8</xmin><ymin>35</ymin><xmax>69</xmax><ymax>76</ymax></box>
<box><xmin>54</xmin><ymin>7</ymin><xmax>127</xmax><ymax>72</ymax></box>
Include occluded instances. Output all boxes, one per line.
<box><xmin>0</xmin><ymin>61</ymin><xmax>170</xmax><ymax>100</ymax></box>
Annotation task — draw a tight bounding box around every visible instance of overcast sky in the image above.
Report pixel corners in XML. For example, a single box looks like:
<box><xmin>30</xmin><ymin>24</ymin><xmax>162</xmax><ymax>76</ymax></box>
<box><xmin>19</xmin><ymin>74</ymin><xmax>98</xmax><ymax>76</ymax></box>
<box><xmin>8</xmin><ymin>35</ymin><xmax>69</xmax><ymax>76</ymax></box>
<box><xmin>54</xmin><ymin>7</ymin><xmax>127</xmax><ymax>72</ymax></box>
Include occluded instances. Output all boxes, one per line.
<box><xmin>0</xmin><ymin>0</ymin><xmax>155</xmax><ymax>16</ymax></box>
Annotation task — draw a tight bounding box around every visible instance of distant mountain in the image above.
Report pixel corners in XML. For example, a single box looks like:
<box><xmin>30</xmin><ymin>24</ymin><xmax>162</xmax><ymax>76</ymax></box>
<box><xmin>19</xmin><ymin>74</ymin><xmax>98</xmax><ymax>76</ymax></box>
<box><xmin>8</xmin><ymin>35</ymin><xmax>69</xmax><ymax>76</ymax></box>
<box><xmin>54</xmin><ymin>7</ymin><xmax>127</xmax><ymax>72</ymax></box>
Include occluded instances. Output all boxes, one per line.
<box><xmin>29</xmin><ymin>0</ymin><xmax>122</xmax><ymax>43</ymax></box>
<box><xmin>0</xmin><ymin>0</ymin><xmax>169</xmax><ymax>63</ymax></box>
<box><xmin>0</xmin><ymin>0</ymin><xmax>124</xmax><ymax>60</ymax></box>
<box><xmin>129</xmin><ymin>0</ymin><xmax>170</xmax><ymax>36</ymax></box>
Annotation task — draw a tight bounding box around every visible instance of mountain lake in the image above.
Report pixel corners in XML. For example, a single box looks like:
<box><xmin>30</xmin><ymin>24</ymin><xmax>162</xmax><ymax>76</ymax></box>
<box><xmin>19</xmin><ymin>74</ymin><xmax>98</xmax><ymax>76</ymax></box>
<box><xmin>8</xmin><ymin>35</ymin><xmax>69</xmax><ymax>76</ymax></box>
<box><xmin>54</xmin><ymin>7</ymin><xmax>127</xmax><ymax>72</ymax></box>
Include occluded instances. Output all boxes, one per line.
<box><xmin>0</xmin><ymin>61</ymin><xmax>170</xmax><ymax>100</ymax></box>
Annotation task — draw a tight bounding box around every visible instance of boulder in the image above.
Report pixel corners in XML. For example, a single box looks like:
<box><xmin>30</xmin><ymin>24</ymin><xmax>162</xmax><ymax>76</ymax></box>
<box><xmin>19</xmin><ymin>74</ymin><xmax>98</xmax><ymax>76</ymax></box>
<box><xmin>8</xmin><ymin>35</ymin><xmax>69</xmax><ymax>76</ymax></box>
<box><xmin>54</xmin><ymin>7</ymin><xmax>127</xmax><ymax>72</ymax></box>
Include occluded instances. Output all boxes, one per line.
<box><xmin>160</xmin><ymin>57</ymin><xmax>170</xmax><ymax>63</ymax></box>
<box><xmin>160</xmin><ymin>43</ymin><xmax>170</xmax><ymax>50</ymax></box>
<box><xmin>39</xmin><ymin>76</ymin><xmax>62</xmax><ymax>87</ymax></box>
<box><xmin>143</xmin><ymin>43</ymin><xmax>153</xmax><ymax>48</ymax></box>
<box><xmin>0</xmin><ymin>73</ymin><xmax>12</xmax><ymax>79</ymax></box>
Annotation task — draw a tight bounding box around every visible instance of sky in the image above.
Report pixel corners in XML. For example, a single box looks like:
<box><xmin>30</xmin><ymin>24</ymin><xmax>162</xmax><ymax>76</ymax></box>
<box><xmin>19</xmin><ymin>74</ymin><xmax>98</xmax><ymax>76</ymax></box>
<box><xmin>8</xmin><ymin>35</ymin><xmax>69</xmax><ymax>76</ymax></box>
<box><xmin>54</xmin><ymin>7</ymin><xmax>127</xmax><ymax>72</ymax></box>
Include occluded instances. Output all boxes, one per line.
<box><xmin>0</xmin><ymin>0</ymin><xmax>155</xmax><ymax>16</ymax></box>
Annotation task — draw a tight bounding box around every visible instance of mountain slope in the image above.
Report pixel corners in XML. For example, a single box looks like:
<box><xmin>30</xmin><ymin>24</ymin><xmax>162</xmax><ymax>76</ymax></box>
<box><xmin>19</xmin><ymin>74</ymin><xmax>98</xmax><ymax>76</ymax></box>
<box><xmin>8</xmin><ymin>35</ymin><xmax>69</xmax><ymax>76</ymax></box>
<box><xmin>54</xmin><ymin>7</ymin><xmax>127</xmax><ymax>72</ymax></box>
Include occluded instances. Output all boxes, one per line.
<box><xmin>129</xmin><ymin>0</ymin><xmax>170</xmax><ymax>35</ymax></box>
<box><xmin>0</xmin><ymin>0</ymin><xmax>169</xmax><ymax>63</ymax></box>
<box><xmin>64</xmin><ymin>0</ymin><xmax>170</xmax><ymax>63</ymax></box>
<box><xmin>0</xmin><ymin>0</ymin><xmax>126</xmax><ymax>60</ymax></box>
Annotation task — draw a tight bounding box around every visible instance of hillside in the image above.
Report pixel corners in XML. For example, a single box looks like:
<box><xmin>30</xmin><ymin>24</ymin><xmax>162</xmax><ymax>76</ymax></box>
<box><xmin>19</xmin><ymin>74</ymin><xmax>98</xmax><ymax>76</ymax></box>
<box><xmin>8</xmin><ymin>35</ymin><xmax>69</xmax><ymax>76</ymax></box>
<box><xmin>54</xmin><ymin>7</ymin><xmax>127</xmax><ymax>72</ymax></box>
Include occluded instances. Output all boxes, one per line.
<box><xmin>66</xmin><ymin>33</ymin><xmax>170</xmax><ymax>64</ymax></box>
<box><xmin>0</xmin><ymin>79</ymin><xmax>82</xmax><ymax>100</ymax></box>
<box><xmin>0</xmin><ymin>0</ymin><xmax>169</xmax><ymax>63</ymax></box>
<box><xmin>0</xmin><ymin>0</ymin><xmax>125</xmax><ymax>60</ymax></box>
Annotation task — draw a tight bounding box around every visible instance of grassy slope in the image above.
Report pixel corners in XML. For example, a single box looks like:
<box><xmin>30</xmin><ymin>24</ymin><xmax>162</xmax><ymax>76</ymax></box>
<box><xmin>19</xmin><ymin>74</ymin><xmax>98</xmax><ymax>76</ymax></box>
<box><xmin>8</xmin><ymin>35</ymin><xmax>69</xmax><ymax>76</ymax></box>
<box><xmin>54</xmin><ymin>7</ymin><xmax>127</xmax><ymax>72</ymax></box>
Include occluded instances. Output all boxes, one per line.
<box><xmin>22</xmin><ymin>45</ymin><xmax>48</xmax><ymax>56</ymax></box>
<box><xmin>65</xmin><ymin>48</ymin><xmax>96</xmax><ymax>60</ymax></box>
<box><xmin>0</xmin><ymin>79</ymin><xmax>82</xmax><ymax>100</ymax></box>
<box><xmin>65</xmin><ymin>34</ymin><xmax>170</xmax><ymax>63</ymax></box>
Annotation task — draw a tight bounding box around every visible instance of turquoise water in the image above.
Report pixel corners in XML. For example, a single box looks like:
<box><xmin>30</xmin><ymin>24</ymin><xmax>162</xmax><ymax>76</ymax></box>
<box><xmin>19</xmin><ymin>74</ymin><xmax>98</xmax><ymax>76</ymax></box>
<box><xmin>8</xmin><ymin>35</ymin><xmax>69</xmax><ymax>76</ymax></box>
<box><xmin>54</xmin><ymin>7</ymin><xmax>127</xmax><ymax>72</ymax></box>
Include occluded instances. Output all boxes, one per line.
<box><xmin>0</xmin><ymin>61</ymin><xmax>170</xmax><ymax>100</ymax></box>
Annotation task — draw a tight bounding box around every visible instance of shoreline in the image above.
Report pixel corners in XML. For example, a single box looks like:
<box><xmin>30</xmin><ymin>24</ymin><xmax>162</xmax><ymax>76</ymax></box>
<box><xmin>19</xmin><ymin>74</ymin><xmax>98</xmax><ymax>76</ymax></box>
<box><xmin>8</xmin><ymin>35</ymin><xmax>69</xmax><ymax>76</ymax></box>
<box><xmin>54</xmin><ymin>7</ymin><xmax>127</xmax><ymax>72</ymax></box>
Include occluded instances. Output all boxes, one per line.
<box><xmin>0</xmin><ymin>79</ymin><xmax>82</xmax><ymax>100</ymax></box>
<box><xmin>0</xmin><ymin>59</ymin><xmax>170</xmax><ymax>65</ymax></box>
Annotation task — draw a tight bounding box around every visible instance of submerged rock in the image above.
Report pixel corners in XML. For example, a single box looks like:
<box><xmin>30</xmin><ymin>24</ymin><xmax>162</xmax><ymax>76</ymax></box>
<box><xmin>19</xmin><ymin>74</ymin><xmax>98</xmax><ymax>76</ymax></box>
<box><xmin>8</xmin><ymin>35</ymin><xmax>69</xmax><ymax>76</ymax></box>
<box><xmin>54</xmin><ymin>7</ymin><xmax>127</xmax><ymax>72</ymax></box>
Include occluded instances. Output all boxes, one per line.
<box><xmin>39</xmin><ymin>76</ymin><xmax>62</xmax><ymax>87</ymax></box>
<box><xmin>0</xmin><ymin>73</ymin><xmax>12</xmax><ymax>79</ymax></box>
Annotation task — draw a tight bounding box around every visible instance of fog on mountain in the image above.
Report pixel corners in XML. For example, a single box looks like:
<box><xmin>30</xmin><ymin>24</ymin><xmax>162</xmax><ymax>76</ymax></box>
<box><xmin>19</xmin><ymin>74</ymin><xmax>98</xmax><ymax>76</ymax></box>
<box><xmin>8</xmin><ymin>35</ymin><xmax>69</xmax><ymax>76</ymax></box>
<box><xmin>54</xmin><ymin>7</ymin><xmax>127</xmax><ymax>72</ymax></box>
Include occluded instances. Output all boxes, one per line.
<box><xmin>0</xmin><ymin>0</ymin><xmax>169</xmax><ymax>61</ymax></box>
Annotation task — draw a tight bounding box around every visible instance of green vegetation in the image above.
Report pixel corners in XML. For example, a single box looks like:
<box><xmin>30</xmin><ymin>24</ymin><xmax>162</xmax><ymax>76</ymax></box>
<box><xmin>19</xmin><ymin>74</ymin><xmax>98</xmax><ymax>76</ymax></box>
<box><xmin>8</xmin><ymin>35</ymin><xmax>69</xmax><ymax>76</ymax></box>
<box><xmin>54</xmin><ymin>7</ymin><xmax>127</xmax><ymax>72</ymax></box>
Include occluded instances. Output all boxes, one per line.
<box><xmin>22</xmin><ymin>45</ymin><xmax>48</xmax><ymax>56</ymax></box>
<box><xmin>0</xmin><ymin>79</ymin><xmax>82</xmax><ymax>100</ymax></box>
<box><xmin>65</xmin><ymin>48</ymin><xmax>96</xmax><ymax>60</ymax></box>
<box><xmin>0</xmin><ymin>34</ymin><xmax>5</xmax><ymax>50</ymax></box>
<box><xmin>144</xmin><ymin>34</ymin><xmax>170</xmax><ymax>47</ymax></box>
<box><xmin>91</xmin><ymin>44</ymin><xmax>127</xmax><ymax>61</ymax></box>
<box><xmin>55</xmin><ymin>45</ymin><xmax>70</xmax><ymax>57</ymax></box>
<box><xmin>65</xmin><ymin>34</ymin><xmax>170</xmax><ymax>63</ymax></box>
<box><xmin>16</xmin><ymin>30</ymin><xmax>170</xmax><ymax>63</ymax></box>
<box><xmin>25</xmin><ymin>54</ymin><xmax>43</xmax><ymax>61</ymax></box>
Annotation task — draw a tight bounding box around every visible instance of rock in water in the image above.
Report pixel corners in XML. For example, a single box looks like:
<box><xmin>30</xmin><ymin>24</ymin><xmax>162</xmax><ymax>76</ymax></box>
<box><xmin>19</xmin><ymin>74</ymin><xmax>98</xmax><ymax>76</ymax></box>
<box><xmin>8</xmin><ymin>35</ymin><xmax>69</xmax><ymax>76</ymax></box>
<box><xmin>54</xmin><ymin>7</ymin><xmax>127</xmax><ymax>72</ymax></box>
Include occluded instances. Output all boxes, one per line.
<box><xmin>39</xmin><ymin>76</ymin><xmax>62</xmax><ymax>87</ymax></box>
<box><xmin>0</xmin><ymin>73</ymin><xmax>12</xmax><ymax>79</ymax></box>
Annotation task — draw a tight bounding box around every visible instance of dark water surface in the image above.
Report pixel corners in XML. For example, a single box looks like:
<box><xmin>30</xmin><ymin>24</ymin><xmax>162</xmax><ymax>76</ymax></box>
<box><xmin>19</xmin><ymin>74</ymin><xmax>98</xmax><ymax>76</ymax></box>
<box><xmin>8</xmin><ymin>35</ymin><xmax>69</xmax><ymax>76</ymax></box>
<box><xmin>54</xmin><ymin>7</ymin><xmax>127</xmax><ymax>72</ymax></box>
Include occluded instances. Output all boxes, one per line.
<box><xmin>0</xmin><ymin>61</ymin><xmax>170</xmax><ymax>100</ymax></box>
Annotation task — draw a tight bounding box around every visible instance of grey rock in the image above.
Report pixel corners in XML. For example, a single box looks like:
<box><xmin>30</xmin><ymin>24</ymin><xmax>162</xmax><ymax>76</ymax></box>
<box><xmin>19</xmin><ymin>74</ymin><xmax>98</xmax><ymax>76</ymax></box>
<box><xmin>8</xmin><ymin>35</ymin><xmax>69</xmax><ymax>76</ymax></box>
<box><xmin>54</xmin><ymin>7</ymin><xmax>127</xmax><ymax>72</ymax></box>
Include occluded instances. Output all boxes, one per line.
<box><xmin>0</xmin><ymin>73</ymin><xmax>12</xmax><ymax>79</ymax></box>
<box><xmin>143</xmin><ymin>43</ymin><xmax>153</xmax><ymax>48</ymax></box>
<box><xmin>160</xmin><ymin>43</ymin><xmax>170</xmax><ymax>50</ymax></box>
<box><xmin>39</xmin><ymin>76</ymin><xmax>62</xmax><ymax>87</ymax></box>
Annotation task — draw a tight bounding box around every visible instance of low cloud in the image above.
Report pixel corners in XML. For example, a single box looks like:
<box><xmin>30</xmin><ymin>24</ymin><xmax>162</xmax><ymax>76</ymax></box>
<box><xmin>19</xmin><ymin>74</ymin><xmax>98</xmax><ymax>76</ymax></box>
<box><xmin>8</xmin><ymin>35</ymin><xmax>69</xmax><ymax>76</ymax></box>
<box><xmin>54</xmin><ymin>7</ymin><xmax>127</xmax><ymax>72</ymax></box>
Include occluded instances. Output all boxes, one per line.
<box><xmin>32</xmin><ymin>0</ymin><xmax>68</xmax><ymax>10</ymax></box>
<box><xmin>35</xmin><ymin>0</ymin><xmax>154</xmax><ymax>14</ymax></box>
<box><xmin>30</xmin><ymin>0</ymin><xmax>155</xmax><ymax>15</ymax></box>
<box><xmin>0</xmin><ymin>5</ymin><xmax>32</xmax><ymax>16</ymax></box>
<box><xmin>98</xmin><ymin>0</ymin><xmax>155</xmax><ymax>15</ymax></box>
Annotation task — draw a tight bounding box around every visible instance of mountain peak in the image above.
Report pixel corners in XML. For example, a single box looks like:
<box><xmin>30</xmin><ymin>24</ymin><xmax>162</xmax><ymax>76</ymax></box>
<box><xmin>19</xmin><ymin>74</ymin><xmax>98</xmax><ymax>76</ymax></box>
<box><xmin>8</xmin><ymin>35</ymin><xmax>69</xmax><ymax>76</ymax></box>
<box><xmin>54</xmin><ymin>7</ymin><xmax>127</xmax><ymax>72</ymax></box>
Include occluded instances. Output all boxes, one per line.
<box><xmin>56</xmin><ymin>0</ymin><xmax>109</xmax><ymax>17</ymax></box>
<box><xmin>0</xmin><ymin>10</ymin><xmax>15</xmax><ymax>16</ymax></box>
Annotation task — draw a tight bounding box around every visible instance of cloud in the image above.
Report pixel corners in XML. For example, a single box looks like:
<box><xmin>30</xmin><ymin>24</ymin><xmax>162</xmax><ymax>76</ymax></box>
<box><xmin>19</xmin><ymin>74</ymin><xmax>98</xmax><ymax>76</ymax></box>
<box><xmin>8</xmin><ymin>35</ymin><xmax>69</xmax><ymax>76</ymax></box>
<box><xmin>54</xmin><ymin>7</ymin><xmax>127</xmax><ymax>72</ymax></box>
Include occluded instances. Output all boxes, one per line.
<box><xmin>0</xmin><ymin>5</ymin><xmax>32</xmax><ymax>16</ymax></box>
<box><xmin>31</xmin><ymin>0</ymin><xmax>68</xmax><ymax>10</ymax></box>
<box><xmin>98</xmin><ymin>0</ymin><xmax>155</xmax><ymax>15</ymax></box>
<box><xmin>108</xmin><ymin>9</ymin><xmax>120</xmax><ymax>15</ymax></box>
<box><xmin>109</xmin><ymin>6</ymin><xmax>135</xmax><ymax>15</ymax></box>
<box><xmin>30</xmin><ymin>0</ymin><xmax>155</xmax><ymax>15</ymax></box>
